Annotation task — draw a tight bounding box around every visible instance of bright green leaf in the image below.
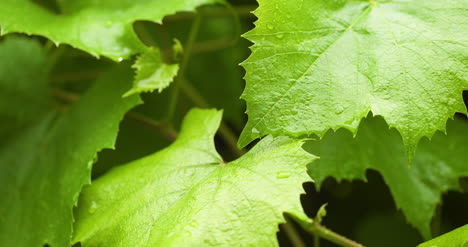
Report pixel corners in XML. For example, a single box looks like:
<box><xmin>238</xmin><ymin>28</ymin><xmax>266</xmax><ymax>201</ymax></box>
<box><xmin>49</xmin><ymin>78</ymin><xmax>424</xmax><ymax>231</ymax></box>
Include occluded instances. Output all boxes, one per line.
<box><xmin>239</xmin><ymin>0</ymin><xmax>468</xmax><ymax>159</ymax></box>
<box><xmin>418</xmin><ymin>224</ymin><xmax>468</xmax><ymax>247</ymax></box>
<box><xmin>0</xmin><ymin>0</ymin><xmax>220</xmax><ymax>60</ymax></box>
<box><xmin>305</xmin><ymin>116</ymin><xmax>468</xmax><ymax>239</ymax></box>
<box><xmin>73</xmin><ymin>108</ymin><xmax>315</xmax><ymax>247</ymax></box>
<box><xmin>0</xmin><ymin>37</ymin><xmax>141</xmax><ymax>247</ymax></box>
<box><xmin>123</xmin><ymin>41</ymin><xmax>182</xmax><ymax>97</ymax></box>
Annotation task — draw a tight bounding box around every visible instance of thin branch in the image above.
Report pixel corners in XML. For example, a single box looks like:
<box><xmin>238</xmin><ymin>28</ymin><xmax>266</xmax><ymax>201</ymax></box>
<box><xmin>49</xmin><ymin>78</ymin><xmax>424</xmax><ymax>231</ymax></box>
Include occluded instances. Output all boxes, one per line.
<box><xmin>179</xmin><ymin>78</ymin><xmax>245</xmax><ymax>157</ymax></box>
<box><xmin>52</xmin><ymin>89</ymin><xmax>177</xmax><ymax>142</ymax></box>
<box><xmin>47</xmin><ymin>44</ymin><xmax>66</xmax><ymax>72</ymax></box>
<box><xmin>125</xmin><ymin>112</ymin><xmax>178</xmax><ymax>141</ymax></box>
<box><xmin>302</xmin><ymin>222</ymin><xmax>365</xmax><ymax>247</ymax></box>
<box><xmin>51</xmin><ymin>88</ymin><xmax>80</xmax><ymax>102</ymax></box>
<box><xmin>166</xmin><ymin>12</ymin><xmax>202</xmax><ymax>122</ymax></box>
<box><xmin>281</xmin><ymin>219</ymin><xmax>306</xmax><ymax>247</ymax></box>
<box><xmin>314</xmin><ymin>234</ymin><xmax>320</xmax><ymax>247</ymax></box>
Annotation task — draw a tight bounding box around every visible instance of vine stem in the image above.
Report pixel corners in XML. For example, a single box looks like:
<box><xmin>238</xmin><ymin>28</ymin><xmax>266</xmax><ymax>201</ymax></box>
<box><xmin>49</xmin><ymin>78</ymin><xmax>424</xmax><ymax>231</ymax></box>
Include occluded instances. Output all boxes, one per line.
<box><xmin>45</xmin><ymin>41</ymin><xmax>66</xmax><ymax>73</ymax></box>
<box><xmin>164</xmin><ymin>10</ymin><xmax>245</xmax><ymax>158</ymax></box>
<box><xmin>166</xmin><ymin>12</ymin><xmax>202</xmax><ymax>122</ymax></box>
<box><xmin>179</xmin><ymin>78</ymin><xmax>245</xmax><ymax>157</ymax></box>
<box><xmin>51</xmin><ymin>89</ymin><xmax>178</xmax><ymax>142</ymax></box>
<box><xmin>281</xmin><ymin>219</ymin><xmax>306</xmax><ymax>247</ymax></box>
<box><xmin>302</xmin><ymin>221</ymin><xmax>365</xmax><ymax>247</ymax></box>
<box><xmin>125</xmin><ymin>112</ymin><xmax>178</xmax><ymax>141</ymax></box>
<box><xmin>314</xmin><ymin>234</ymin><xmax>320</xmax><ymax>247</ymax></box>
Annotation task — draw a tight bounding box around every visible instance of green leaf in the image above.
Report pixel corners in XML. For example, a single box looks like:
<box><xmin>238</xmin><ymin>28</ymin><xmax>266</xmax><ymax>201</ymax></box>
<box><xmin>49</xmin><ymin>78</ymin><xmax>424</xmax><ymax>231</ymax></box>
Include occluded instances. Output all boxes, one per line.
<box><xmin>239</xmin><ymin>0</ymin><xmax>468</xmax><ymax>158</ymax></box>
<box><xmin>0</xmin><ymin>37</ymin><xmax>141</xmax><ymax>247</ymax></box>
<box><xmin>418</xmin><ymin>224</ymin><xmax>468</xmax><ymax>247</ymax></box>
<box><xmin>73</xmin><ymin>108</ymin><xmax>315</xmax><ymax>247</ymax></box>
<box><xmin>123</xmin><ymin>41</ymin><xmax>182</xmax><ymax>97</ymax></box>
<box><xmin>0</xmin><ymin>37</ymin><xmax>53</xmax><ymax>143</ymax></box>
<box><xmin>0</xmin><ymin>0</ymin><xmax>219</xmax><ymax>60</ymax></box>
<box><xmin>305</xmin><ymin>116</ymin><xmax>468</xmax><ymax>239</ymax></box>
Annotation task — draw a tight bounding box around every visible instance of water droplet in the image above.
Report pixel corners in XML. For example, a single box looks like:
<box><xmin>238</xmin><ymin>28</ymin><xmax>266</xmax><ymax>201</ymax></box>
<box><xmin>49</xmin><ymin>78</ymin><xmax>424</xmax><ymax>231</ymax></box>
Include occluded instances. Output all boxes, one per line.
<box><xmin>117</xmin><ymin>57</ymin><xmax>124</xmax><ymax>62</ymax></box>
<box><xmin>88</xmin><ymin>201</ymin><xmax>98</xmax><ymax>214</ymax></box>
<box><xmin>335</xmin><ymin>105</ymin><xmax>345</xmax><ymax>114</ymax></box>
<box><xmin>252</xmin><ymin>128</ymin><xmax>260</xmax><ymax>134</ymax></box>
<box><xmin>267</xmin><ymin>24</ymin><xmax>274</xmax><ymax>30</ymax></box>
<box><xmin>276</xmin><ymin>33</ymin><xmax>284</xmax><ymax>39</ymax></box>
<box><xmin>87</xmin><ymin>160</ymin><xmax>94</xmax><ymax>169</ymax></box>
<box><xmin>276</xmin><ymin>171</ymin><xmax>290</xmax><ymax>179</ymax></box>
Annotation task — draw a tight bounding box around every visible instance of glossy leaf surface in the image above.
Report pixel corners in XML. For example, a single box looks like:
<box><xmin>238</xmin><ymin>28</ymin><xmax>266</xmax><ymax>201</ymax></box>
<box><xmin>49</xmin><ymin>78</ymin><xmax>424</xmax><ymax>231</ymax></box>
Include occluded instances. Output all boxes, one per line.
<box><xmin>0</xmin><ymin>0</ymin><xmax>219</xmax><ymax>60</ymax></box>
<box><xmin>74</xmin><ymin>108</ymin><xmax>315</xmax><ymax>247</ymax></box>
<box><xmin>240</xmin><ymin>0</ymin><xmax>468</xmax><ymax>159</ymax></box>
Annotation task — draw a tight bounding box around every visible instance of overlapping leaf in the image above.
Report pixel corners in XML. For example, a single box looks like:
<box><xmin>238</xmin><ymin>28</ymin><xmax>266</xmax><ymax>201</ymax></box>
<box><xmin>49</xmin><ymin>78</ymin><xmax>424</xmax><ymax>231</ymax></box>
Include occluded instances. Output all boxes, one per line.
<box><xmin>239</xmin><ymin>0</ymin><xmax>468</xmax><ymax>159</ymax></box>
<box><xmin>73</xmin><ymin>108</ymin><xmax>315</xmax><ymax>247</ymax></box>
<box><xmin>418</xmin><ymin>224</ymin><xmax>468</xmax><ymax>247</ymax></box>
<box><xmin>0</xmin><ymin>0</ymin><xmax>219</xmax><ymax>60</ymax></box>
<box><xmin>305</xmin><ymin>116</ymin><xmax>468</xmax><ymax>239</ymax></box>
<box><xmin>0</xmin><ymin>37</ymin><xmax>141</xmax><ymax>247</ymax></box>
<box><xmin>124</xmin><ymin>42</ymin><xmax>182</xmax><ymax>97</ymax></box>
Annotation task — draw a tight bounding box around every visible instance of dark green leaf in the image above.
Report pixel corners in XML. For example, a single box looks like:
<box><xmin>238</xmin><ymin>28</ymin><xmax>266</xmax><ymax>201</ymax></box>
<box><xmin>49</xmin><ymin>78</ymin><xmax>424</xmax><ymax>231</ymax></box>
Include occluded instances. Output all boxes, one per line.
<box><xmin>0</xmin><ymin>37</ymin><xmax>141</xmax><ymax>247</ymax></box>
<box><xmin>305</xmin><ymin>116</ymin><xmax>468</xmax><ymax>238</ymax></box>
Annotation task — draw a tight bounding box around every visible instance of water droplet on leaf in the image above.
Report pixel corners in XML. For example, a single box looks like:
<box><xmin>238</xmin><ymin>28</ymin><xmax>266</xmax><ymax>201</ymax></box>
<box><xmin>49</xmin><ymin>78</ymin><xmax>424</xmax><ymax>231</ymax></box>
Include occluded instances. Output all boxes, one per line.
<box><xmin>88</xmin><ymin>201</ymin><xmax>98</xmax><ymax>214</ymax></box>
<box><xmin>335</xmin><ymin>105</ymin><xmax>345</xmax><ymax>114</ymax></box>
<box><xmin>276</xmin><ymin>171</ymin><xmax>290</xmax><ymax>179</ymax></box>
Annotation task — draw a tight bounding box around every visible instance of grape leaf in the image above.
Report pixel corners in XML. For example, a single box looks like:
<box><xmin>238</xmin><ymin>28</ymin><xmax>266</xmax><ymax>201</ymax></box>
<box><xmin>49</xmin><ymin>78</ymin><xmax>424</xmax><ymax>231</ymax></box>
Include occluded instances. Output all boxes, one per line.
<box><xmin>0</xmin><ymin>37</ymin><xmax>141</xmax><ymax>247</ymax></box>
<box><xmin>0</xmin><ymin>0</ymin><xmax>220</xmax><ymax>60</ymax></box>
<box><xmin>239</xmin><ymin>0</ymin><xmax>468</xmax><ymax>159</ymax></box>
<box><xmin>73</xmin><ymin>108</ymin><xmax>315</xmax><ymax>247</ymax></box>
<box><xmin>418</xmin><ymin>224</ymin><xmax>468</xmax><ymax>247</ymax></box>
<box><xmin>304</xmin><ymin>116</ymin><xmax>468</xmax><ymax>239</ymax></box>
<box><xmin>0</xmin><ymin>37</ymin><xmax>54</xmax><ymax>144</ymax></box>
<box><xmin>123</xmin><ymin>41</ymin><xmax>182</xmax><ymax>97</ymax></box>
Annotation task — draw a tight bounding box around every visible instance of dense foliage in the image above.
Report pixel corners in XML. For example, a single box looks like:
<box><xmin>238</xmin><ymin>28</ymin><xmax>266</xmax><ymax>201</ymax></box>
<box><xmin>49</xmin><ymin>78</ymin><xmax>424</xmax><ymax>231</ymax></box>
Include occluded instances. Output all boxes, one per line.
<box><xmin>0</xmin><ymin>0</ymin><xmax>467</xmax><ymax>246</ymax></box>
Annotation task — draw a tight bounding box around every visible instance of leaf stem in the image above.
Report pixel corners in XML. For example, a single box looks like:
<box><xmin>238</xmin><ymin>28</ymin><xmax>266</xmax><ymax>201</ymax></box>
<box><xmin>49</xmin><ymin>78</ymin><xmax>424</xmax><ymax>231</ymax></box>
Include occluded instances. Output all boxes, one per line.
<box><xmin>166</xmin><ymin>12</ymin><xmax>202</xmax><ymax>122</ymax></box>
<box><xmin>125</xmin><ymin>112</ymin><xmax>178</xmax><ymax>141</ymax></box>
<box><xmin>179</xmin><ymin>78</ymin><xmax>245</xmax><ymax>157</ymax></box>
<box><xmin>51</xmin><ymin>89</ymin><xmax>178</xmax><ymax>142</ymax></box>
<box><xmin>314</xmin><ymin>235</ymin><xmax>320</xmax><ymax>247</ymax></box>
<box><xmin>51</xmin><ymin>88</ymin><xmax>80</xmax><ymax>103</ymax></box>
<box><xmin>281</xmin><ymin>219</ymin><xmax>306</xmax><ymax>247</ymax></box>
<box><xmin>46</xmin><ymin>43</ymin><xmax>66</xmax><ymax>72</ymax></box>
<box><xmin>302</xmin><ymin>221</ymin><xmax>365</xmax><ymax>247</ymax></box>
